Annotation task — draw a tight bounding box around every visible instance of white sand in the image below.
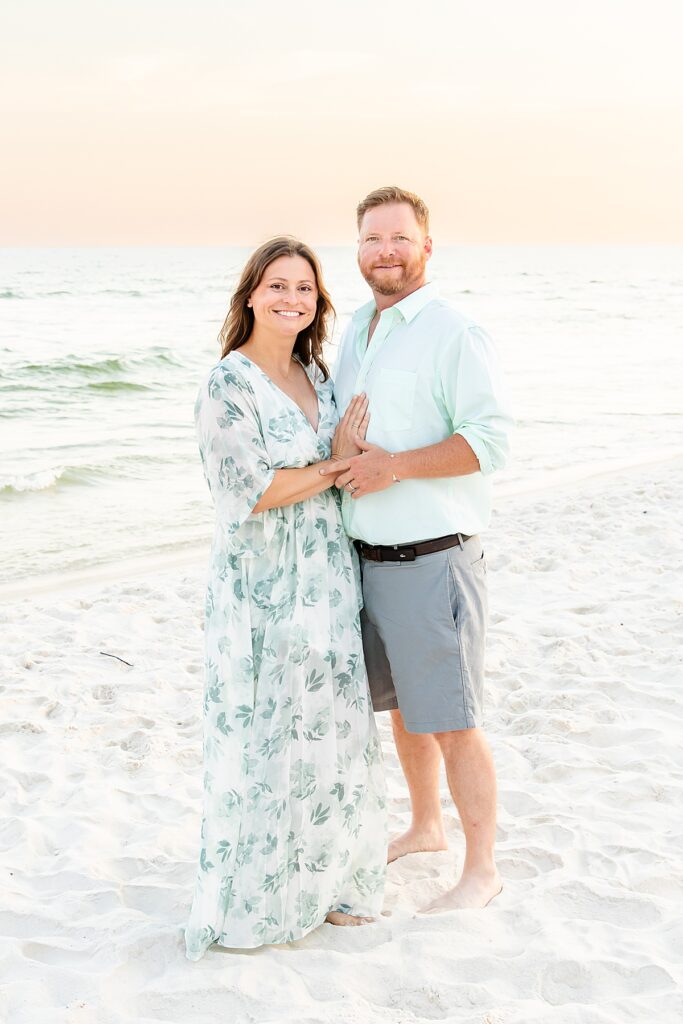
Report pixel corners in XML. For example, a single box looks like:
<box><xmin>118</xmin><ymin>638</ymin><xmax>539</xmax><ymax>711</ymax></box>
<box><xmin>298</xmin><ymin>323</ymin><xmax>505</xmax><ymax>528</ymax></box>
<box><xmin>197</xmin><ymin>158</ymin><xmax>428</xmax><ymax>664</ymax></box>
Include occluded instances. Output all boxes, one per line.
<box><xmin>1</xmin><ymin>460</ymin><xmax>682</xmax><ymax>1024</ymax></box>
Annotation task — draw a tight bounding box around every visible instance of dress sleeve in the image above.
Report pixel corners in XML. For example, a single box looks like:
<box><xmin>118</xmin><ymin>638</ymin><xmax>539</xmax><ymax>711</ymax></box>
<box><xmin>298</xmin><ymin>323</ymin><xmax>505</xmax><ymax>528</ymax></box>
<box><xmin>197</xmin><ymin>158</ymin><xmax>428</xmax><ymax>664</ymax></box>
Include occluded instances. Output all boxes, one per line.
<box><xmin>439</xmin><ymin>324</ymin><xmax>514</xmax><ymax>476</ymax></box>
<box><xmin>194</xmin><ymin>362</ymin><xmax>275</xmax><ymax>538</ymax></box>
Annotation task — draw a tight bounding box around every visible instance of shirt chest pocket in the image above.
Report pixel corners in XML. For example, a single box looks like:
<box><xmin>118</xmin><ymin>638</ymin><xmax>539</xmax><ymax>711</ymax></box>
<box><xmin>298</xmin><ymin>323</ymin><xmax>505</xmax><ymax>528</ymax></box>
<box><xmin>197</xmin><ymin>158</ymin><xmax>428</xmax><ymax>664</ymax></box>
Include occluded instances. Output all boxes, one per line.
<box><xmin>371</xmin><ymin>369</ymin><xmax>418</xmax><ymax>431</ymax></box>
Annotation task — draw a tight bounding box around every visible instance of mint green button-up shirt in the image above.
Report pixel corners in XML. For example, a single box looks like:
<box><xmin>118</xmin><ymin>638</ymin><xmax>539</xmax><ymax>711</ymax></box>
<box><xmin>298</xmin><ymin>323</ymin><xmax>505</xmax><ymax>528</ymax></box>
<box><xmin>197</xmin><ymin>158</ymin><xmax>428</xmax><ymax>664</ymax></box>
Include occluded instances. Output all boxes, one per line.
<box><xmin>333</xmin><ymin>282</ymin><xmax>512</xmax><ymax>544</ymax></box>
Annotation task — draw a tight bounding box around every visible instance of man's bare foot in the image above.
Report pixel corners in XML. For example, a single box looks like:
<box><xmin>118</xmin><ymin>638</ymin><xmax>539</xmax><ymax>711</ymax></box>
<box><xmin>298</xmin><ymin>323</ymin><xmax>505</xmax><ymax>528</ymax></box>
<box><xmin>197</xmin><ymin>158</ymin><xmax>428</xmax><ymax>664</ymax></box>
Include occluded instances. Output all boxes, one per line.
<box><xmin>387</xmin><ymin>827</ymin><xmax>448</xmax><ymax>864</ymax></box>
<box><xmin>418</xmin><ymin>868</ymin><xmax>502</xmax><ymax>913</ymax></box>
<box><xmin>325</xmin><ymin>911</ymin><xmax>375</xmax><ymax>927</ymax></box>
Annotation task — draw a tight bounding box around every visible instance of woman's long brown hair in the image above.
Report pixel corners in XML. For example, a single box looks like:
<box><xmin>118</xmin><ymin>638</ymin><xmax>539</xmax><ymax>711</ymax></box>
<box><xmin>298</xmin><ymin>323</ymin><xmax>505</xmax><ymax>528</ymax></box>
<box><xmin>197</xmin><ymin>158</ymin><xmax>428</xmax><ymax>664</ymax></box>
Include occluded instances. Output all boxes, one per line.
<box><xmin>218</xmin><ymin>236</ymin><xmax>333</xmax><ymax>380</ymax></box>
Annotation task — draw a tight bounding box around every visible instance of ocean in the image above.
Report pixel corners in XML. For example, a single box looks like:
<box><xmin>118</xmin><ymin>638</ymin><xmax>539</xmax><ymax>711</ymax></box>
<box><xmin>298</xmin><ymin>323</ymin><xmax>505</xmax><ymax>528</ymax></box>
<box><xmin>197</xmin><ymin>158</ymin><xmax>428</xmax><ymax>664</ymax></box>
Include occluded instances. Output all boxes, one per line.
<box><xmin>1</xmin><ymin>245</ymin><xmax>682</xmax><ymax>588</ymax></box>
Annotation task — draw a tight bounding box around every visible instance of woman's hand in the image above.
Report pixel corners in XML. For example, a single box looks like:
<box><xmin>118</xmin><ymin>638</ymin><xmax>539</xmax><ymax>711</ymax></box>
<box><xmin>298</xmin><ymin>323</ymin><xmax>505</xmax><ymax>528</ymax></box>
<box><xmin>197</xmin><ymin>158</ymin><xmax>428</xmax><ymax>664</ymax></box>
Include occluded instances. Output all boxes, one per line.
<box><xmin>331</xmin><ymin>393</ymin><xmax>370</xmax><ymax>461</ymax></box>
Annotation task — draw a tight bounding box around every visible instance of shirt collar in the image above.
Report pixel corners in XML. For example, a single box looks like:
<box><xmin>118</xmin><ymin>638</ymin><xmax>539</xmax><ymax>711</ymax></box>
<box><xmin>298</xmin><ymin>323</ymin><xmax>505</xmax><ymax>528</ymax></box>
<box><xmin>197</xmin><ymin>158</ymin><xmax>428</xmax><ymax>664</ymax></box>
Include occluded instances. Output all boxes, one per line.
<box><xmin>351</xmin><ymin>281</ymin><xmax>439</xmax><ymax>327</ymax></box>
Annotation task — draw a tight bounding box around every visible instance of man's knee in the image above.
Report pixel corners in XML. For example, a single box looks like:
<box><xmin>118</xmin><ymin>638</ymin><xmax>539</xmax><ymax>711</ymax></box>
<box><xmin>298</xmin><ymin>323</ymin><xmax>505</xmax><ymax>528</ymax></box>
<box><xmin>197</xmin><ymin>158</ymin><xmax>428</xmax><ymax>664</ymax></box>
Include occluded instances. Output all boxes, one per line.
<box><xmin>434</xmin><ymin>725</ymin><xmax>480</xmax><ymax>751</ymax></box>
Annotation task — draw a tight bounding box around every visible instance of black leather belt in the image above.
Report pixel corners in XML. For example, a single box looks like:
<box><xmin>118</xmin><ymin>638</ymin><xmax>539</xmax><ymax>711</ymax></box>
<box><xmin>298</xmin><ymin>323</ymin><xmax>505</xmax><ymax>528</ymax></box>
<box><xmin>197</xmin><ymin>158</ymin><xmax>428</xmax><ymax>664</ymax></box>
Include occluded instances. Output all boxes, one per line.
<box><xmin>357</xmin><ymin>533</ymin><xmax>472</xmax><ymax>563</ymax></box>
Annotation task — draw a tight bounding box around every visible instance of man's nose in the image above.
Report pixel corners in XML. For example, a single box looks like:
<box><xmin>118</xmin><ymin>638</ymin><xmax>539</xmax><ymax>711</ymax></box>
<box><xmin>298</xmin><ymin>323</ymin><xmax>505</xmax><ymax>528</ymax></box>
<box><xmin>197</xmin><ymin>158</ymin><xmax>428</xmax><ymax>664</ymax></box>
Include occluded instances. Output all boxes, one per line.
<box><xmin>378</xmin><ymin>238</ymin><xmax>396</xmax><ymax>258</ymax></box>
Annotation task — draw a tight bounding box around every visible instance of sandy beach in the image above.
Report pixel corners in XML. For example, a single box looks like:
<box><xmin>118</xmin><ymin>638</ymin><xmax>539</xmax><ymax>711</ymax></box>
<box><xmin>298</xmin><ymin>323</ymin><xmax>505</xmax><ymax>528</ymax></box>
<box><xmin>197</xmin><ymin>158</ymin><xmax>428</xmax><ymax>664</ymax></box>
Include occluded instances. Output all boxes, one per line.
<box><xmin>1</xmin><ymin>458</ymin><xmax>681</xmax><ymax>1024</ymax></box>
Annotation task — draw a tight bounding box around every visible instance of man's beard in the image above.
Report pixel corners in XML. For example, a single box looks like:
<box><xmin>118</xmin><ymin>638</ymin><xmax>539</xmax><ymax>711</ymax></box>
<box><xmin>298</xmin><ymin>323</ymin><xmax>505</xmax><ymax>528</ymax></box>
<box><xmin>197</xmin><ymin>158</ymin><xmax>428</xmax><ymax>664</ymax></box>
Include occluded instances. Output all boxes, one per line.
<box><xmin>360</xmin><ymin>257</ymin><xmax>425</xmax><ymax>296</ymax></box>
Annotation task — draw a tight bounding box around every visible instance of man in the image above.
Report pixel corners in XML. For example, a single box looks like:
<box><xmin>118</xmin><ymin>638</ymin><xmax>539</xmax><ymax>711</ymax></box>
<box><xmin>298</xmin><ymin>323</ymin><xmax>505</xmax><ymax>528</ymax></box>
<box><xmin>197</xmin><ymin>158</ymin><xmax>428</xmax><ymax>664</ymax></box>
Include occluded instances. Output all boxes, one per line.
<box><xmin>321</xmin><ymin>186</ymin><xmax>512</xmax><ymax>911</ymax></box>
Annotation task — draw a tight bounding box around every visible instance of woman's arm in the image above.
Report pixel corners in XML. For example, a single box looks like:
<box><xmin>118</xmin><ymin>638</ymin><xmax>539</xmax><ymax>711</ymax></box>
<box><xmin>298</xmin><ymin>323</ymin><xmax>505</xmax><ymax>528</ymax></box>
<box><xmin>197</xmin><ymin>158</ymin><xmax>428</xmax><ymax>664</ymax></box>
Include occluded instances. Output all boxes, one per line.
<box><xmin>252</xmin><ymin>458</ymin><xmax>350</xmax><ymax>513</ymax></box>
<box><xmin>252</xmin><ymin>392</ymin><xmax>368</xmax><ymax>513</ymax></box>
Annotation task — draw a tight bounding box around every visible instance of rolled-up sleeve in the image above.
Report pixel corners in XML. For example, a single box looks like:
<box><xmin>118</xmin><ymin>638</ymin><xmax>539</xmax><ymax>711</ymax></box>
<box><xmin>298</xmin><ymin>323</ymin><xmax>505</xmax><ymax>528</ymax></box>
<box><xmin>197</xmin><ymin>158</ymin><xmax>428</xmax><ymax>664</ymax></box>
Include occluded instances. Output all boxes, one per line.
<box><xmin>440</xmin><ymin>325</ymin><xmax>513</xmax><ymax>475</ymax></box>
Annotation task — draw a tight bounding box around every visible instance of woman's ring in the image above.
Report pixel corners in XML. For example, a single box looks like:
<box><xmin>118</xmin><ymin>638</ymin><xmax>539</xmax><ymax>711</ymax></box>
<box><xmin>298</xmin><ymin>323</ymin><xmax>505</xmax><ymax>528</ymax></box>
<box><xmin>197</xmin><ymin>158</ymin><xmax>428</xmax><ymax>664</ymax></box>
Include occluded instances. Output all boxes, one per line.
<box><xmin>347</xmin><ymin>482</ymin><xmax>356</xmax><ymax>493</ymax></box>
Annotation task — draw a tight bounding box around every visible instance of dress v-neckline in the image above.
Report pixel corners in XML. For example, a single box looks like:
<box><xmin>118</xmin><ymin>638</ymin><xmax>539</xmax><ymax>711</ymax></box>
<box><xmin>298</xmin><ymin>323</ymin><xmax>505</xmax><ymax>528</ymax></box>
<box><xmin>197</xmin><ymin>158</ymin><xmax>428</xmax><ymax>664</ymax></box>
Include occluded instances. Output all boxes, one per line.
<box><xmin>233</xmin><ymin>350</ymin><xmax>321</xmax><ymax>434</ymax></box>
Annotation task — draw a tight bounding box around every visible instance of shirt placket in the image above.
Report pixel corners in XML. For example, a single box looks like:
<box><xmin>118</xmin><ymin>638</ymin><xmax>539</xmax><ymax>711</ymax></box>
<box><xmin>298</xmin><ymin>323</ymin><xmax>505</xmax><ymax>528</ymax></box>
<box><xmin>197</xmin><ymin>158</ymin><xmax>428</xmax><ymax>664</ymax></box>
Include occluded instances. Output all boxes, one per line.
<box><xmin>353</xmin><ymin>308</ymin><xmax>398</xmax><ymax>392</ymax></box>
<box><xmin>344</xmin><ymin>309</ymin><xmax>399</xmax><ymax>530</ymax></box>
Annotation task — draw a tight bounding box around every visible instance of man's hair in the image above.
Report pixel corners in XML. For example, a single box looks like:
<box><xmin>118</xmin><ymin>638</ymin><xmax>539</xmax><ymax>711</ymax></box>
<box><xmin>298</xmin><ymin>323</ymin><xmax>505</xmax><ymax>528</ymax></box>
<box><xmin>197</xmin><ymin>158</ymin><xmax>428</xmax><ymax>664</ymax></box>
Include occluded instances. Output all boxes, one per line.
<box><xmin>356</xmin><ymin>186</ymin><xmax>430</xmax><ymax>234</ymax></box>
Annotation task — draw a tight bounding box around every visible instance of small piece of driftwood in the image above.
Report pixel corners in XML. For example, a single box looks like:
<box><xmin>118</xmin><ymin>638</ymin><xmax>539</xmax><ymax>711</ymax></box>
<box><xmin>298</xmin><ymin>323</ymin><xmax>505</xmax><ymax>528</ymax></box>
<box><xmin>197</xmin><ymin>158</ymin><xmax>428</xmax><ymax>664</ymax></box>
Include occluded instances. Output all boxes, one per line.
<box><xmin>99</xmin><ymin>651</ymin><xmax>134</xmax><ymax>668</ymax></box>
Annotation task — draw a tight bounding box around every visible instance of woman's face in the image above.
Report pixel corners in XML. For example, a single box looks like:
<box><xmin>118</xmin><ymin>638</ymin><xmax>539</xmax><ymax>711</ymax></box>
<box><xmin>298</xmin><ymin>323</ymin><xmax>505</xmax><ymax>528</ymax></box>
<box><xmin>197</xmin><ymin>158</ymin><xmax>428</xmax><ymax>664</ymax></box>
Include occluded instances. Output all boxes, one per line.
<box><xmin>248</xmin><ymin>255</ymin><xmax>318</xmax><ymax>336</ymax></box>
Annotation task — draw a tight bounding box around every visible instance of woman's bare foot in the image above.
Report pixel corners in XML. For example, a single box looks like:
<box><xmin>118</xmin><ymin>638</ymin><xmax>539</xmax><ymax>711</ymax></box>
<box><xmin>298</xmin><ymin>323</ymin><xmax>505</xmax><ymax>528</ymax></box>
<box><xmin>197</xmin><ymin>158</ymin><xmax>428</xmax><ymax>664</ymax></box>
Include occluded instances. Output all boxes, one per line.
<box><xmin>418</xmin><ymin>868</ymin><xmax>502</xmax><ymax>913</ymax></box>
<box><xmin>325</xmin><ymin>911</ymin><xmax>375</xmax><ymax>927</ymax></box>
<box><xmin>387</xmin><ymin>826</ymin><xmax>448</xmax><ymax>864</ymax></box>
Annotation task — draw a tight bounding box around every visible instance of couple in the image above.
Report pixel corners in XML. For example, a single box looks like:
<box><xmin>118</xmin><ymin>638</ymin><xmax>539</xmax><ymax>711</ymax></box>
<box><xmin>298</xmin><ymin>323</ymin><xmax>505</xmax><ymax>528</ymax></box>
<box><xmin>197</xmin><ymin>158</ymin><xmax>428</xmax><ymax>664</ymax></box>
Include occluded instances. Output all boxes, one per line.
<box><xmin>184</xmin><ymin>186</ymin><xmax>512</xmax><ymax>959</ymax></box>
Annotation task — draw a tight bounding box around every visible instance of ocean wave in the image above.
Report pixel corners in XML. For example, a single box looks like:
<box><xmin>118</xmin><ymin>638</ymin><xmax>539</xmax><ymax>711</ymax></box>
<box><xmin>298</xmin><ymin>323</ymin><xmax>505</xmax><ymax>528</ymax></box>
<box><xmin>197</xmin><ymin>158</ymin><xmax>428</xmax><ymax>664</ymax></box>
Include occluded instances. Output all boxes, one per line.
<box><xmin>0</xmin><ymin>454</ymin><xmax>171</xmax><ymax>496</ymax></box>
<box><xmin>5</xmin><ymin>346</ymin><xmax>184</xmax><ymax>379</ymax></box>
<box><xmin>0</xmin><ymin>379</ymin><xmax>154</xmax><ymax>395</ymax></box>
<box><xmin>84</xmin><ymin>380</ymin><xmax>153</xmax><ymax>392</ymax></box>
<box><xmin>1</xmin><ymin>283</ymin><xmax>206</xmax><ymax>301</ymax></box>
<box><xmin>0</xmin><ymin>466</ymin><xmax>80</xmax><ymax>495</ymax></box>
<box><xmin>100</xmin><ymin>288</ymin><xmax>144</xmax><ymax>297</ymax></box>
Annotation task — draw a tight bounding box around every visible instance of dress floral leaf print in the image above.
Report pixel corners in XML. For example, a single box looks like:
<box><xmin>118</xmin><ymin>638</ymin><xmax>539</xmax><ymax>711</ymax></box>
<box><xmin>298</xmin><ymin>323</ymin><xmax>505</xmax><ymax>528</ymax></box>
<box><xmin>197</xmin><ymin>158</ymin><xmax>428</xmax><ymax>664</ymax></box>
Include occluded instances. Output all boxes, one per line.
<box><xmin>184</xmin><ymin>351</ymin><xmax>387</xmax><ymax>957</ymax></box>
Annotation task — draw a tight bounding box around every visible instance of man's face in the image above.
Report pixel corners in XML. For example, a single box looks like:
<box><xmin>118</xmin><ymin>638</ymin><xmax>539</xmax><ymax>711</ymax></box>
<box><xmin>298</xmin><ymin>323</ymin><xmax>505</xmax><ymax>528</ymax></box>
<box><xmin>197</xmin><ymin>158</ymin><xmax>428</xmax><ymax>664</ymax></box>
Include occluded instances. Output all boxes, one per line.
<box><xmin>357</xmin><ymin>203</ymin><xmax>432</xmax><ymax>298</ymax></box>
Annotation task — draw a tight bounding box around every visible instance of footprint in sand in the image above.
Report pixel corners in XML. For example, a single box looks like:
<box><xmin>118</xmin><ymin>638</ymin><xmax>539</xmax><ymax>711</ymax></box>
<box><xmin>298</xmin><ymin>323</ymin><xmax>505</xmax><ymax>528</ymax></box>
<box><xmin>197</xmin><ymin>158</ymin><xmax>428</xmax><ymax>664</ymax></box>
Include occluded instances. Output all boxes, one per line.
<box><xmin>43</xmin><ymin>700</ymin><xmax>64</xmax><ymax>718</ymax></box>
<box><xmin>540</xmin><ymin>959</ymin><xmax>674</xmax><ymax>1006</ymax></box>
<box><xmin>497</xmin><ymin>856</ymin><xmax>537</xmax><ymax>879</ymax></box>
<box><xmin>544</xmin><ymin>880</ymin><xmax>661</xmax><ymax>927</ymax></box>
<box><xmin>123</xmin><ymin>730</ymin><xmax>149</xmax><ymax>754</ymax></box>
<box><xmin>499</xmin><ymin>847</ymin><xmax>563</xmax><ymax>879</ymax></box>
<box><xmin>92</xmin><ymin>684</ymin><xmax>116</xmax><ymax>704</ymax></box>
<box><xmin>0</xmin><ymin>721</ymin><xmax>45</xmax><ymax>735</ymax></box>
<box><xmin>22</xmin><ymin>940</ymin><xmax>97</xmax><ymax>971</ymax></box>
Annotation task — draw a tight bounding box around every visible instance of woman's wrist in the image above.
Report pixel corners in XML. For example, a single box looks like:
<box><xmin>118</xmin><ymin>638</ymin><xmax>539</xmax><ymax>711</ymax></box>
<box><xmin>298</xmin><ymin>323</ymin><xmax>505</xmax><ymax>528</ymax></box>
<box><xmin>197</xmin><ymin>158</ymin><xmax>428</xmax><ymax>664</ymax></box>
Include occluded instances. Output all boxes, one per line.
<box><xmin>318</xmin><ymin>455</ymin><xmax>350</xmax><ymax>487</ymax></box>
<box><xmin>315</xmin><ymin>459</ymin><xmax>338</xmax><ymax>490</ymax></box>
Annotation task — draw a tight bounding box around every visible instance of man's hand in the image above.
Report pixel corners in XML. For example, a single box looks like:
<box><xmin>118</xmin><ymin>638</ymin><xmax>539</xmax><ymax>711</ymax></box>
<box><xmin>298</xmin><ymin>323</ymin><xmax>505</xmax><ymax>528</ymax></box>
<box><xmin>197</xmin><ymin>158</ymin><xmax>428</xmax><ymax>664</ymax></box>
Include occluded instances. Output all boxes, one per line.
<box><xmin>319</xmin><ymin>439</ymin><xmax>399</xmax><ymax>498</ymax></box>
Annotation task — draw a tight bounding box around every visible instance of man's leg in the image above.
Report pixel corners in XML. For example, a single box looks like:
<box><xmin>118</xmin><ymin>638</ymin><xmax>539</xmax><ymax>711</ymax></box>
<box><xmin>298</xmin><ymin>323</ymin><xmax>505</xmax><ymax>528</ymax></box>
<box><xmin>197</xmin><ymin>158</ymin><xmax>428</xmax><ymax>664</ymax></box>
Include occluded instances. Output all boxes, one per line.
<box><xmin>387</xmin><ymin>709</ymin><xmax>448</xmax><ymax>863</ymax></box>
<box><xmin>419</xmin><ymin>726</ymin><xmax>502</xmax><ymax>911</ymax></box>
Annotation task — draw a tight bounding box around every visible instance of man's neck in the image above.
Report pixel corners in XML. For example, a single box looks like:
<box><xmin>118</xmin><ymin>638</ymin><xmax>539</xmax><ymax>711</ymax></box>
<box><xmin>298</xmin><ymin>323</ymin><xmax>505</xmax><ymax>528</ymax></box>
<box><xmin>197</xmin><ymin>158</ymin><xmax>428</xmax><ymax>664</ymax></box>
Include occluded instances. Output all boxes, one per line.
<box><xmin>371</xmin><ymin>276</ymin><xmax>427</xmax><ymax>313</ymax></box>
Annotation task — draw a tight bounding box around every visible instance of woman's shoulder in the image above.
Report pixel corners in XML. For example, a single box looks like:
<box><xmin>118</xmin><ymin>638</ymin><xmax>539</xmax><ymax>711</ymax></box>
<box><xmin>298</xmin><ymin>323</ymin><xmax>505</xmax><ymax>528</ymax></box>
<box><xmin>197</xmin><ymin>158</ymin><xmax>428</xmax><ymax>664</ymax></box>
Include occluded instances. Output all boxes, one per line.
<box><xmin>200</xmin><ymin>352</ymin><xmax>257</xmax><ymax>398</ymax></box>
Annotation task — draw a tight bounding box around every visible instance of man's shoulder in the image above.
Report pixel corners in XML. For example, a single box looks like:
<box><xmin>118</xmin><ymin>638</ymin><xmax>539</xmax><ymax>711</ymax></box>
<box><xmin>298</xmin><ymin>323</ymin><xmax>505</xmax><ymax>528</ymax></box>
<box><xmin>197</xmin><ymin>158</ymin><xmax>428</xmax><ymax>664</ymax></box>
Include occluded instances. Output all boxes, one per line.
<box><xmin>414</xmin><ymin>296</ymin><xmax>481</xmax><ymax>339</ymax></box>
<box><xmin>332</xmin><ymin>318</ymin><xmax>358</xmax><ymax>369</ymax></box>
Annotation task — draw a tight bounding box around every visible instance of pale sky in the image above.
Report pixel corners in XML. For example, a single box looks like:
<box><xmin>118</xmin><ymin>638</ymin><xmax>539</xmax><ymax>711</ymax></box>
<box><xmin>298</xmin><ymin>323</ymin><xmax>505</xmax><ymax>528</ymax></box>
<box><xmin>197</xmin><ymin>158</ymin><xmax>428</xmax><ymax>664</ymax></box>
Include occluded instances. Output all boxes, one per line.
<box><xmin>2</xmin><ymin>0</ymin><xmax>682</xmax><ymax>244</ymax></box>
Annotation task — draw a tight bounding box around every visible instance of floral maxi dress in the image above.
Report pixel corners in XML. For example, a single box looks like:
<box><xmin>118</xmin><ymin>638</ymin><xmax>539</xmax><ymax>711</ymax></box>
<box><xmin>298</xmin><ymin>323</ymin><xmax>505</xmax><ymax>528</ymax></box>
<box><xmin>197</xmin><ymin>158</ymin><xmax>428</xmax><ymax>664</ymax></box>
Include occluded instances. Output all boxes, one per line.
<box><xmin>184</xmin><ymin>351</ymin><xmax>387</xmax><ymax>958</ymax></box>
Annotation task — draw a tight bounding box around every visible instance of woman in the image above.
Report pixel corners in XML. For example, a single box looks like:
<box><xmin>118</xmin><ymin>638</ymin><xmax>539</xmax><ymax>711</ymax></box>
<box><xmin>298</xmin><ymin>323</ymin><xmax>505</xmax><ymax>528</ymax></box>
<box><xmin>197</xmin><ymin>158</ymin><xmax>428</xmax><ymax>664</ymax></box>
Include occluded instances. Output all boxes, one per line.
<box><xmin>184</xmin><ymin>237</ymin><xmax>387</xmax><ymax>959</ymax></box>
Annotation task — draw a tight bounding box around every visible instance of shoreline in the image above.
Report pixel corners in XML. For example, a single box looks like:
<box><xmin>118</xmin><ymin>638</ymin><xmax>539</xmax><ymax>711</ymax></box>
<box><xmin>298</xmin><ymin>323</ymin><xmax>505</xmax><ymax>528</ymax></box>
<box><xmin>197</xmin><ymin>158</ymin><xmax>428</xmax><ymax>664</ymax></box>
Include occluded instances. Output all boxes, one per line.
<box><xmin>2</xmin><ymin>450</ymin><xmax>681</xmax><ymax>605</ymax></box>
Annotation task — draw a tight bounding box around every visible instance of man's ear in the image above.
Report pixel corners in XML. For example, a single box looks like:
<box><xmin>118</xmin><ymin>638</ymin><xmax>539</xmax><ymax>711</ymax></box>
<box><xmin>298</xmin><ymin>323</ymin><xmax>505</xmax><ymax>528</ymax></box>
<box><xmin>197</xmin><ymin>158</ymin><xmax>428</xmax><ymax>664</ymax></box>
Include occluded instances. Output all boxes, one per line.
<box><xmin>424</xmin><ymin>235</ymin><xmax>433</xmax><ymax>260</ymax></box>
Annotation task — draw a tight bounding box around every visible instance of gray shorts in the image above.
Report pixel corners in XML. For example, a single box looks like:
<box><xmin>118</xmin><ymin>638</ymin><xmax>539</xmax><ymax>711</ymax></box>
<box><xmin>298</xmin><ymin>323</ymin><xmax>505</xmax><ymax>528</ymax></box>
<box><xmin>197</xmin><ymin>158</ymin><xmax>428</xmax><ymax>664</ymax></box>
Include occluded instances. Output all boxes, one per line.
<box><xmin>359</xmin><ymin>535</ymin><xmax>488</xmax><ymax>734</ymax></box>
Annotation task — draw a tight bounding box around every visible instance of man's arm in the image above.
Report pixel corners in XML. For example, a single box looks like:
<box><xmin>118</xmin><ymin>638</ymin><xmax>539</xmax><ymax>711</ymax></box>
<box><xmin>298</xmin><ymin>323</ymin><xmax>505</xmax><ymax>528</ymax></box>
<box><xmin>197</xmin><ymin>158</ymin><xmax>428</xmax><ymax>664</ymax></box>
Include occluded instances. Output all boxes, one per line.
<box><xmin>321</xmin><ymin>322</ymin><xmax>512</xmax><ymax>498</ymax></box>
<box><xmin>385</xmin><ymin>432</ymin><xmax>480</xmax><ymax>479</ymax></box>
<box><xmin>321</xmin><ymin>434</ymin><xmax>479</xmax><ymax>498</ymax></box>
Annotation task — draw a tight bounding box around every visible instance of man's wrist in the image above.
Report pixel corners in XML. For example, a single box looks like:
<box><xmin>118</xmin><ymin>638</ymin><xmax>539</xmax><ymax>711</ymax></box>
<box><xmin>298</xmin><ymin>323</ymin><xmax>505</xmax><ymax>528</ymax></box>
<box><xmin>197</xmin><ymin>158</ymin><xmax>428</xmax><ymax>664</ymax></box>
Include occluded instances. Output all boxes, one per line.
<box><xmin>389</xmin><ymin>451</ymin><xmax>409</xmax><ymax>482</ymax></box>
